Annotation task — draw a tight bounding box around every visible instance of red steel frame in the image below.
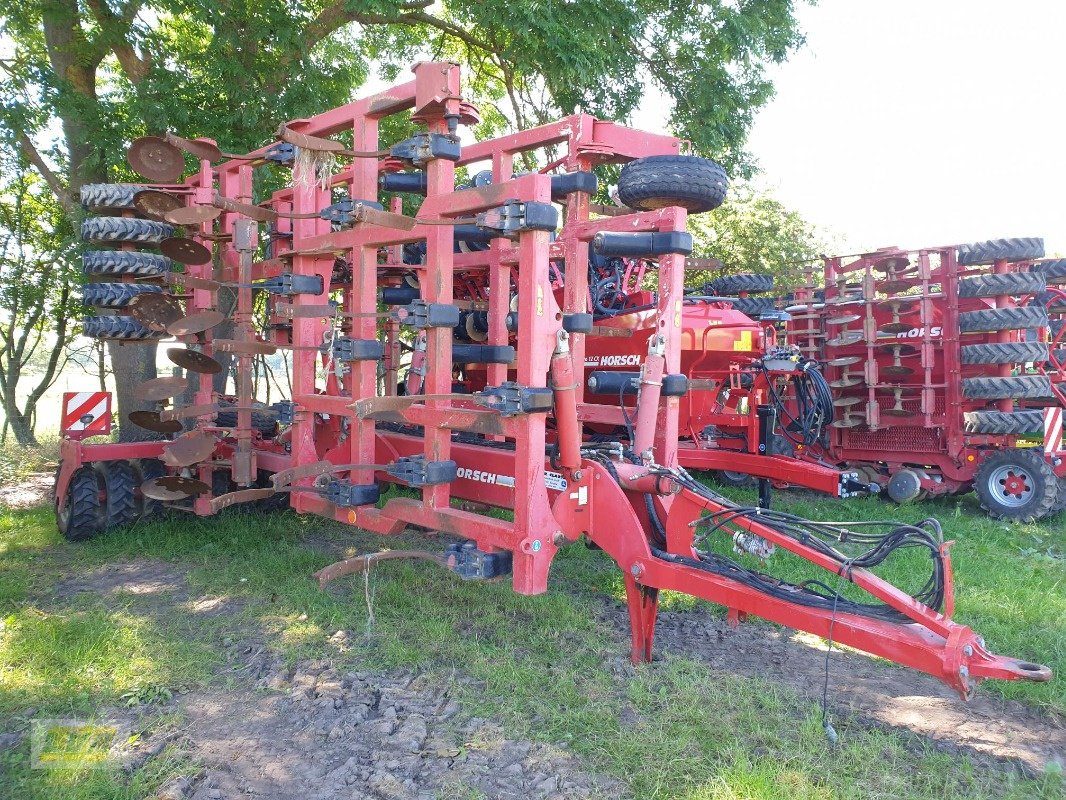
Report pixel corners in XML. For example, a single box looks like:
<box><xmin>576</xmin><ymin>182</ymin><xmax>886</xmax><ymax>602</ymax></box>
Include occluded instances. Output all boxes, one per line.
<box><xmin>57</xmin><ymin>63</ymin><xmax>1050</xmax><ymax>699</ymax></box>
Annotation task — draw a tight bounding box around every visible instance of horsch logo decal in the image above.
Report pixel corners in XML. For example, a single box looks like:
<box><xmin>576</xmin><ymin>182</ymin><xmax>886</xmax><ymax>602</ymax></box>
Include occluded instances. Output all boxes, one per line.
<box><xmin>585</xmin><ymin>355</ymin><xmax>642</xmax><ymax>367</ymax></box>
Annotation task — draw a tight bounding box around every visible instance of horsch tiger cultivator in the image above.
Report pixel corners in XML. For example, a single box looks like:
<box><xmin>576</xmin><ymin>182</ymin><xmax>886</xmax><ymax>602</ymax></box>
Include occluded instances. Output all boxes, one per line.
<box><xmin>55</xmin><ymin>62</ymin><xmax>1050</xmax><ymax>698</ymax></box>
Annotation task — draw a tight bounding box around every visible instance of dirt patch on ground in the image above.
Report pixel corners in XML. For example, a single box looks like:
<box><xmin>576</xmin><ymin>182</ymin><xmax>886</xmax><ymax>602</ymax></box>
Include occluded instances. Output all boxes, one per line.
<box><xmin>601</xmin><ymin>603</ymin><xmax>1065</xmax><ymax>775</ymax></box>
<box><xmin>0</xmin><ymin>474</ymin><xmax>53</xmax><ymax>511</ymax></box>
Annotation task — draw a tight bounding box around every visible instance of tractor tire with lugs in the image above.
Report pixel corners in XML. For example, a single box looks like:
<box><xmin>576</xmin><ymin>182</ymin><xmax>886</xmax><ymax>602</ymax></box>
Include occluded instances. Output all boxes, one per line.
<box><xmin>1032</xmin><ymin>259</ymin><xmax>1066</xmax><ymax>284</ymax></box>
<box><xmin>963</xmin><ymin>410</ymin><xmax>1044</xmax><ymax>435</ymax></box>
<box><xmin>961</xmin><ymin>375</ymin><xmax>1053</xmax><ymax>400</ymax></box>
<box><xmin>97</xmin><ymin>460</ymin><xmax>138</xmax><ymax>529</ymax></box>
<box><xmin>958</xmin><ymin>305</ymin><xmax>1048</xmax><ymax>333</ymax></box>
<box><xmin>80</xmin><ymin>183</ymin><xmax>150</xmax><ymax>212</ymax></box>
<box><xmin>729</xmin><ymin>296</ymin><xmax>777</xmax><ymax>317</ymax></box>
<box><xmin>82</xmin><ymin>283</ymin><xmax>163</xmax><ymax>309</ymax></box>
<box><xmin>135</xmin><ymin>458</ymin><xmax>168</xmax><ymax>519</ymax></box>
<box><xmin>81</xmin><ymin>217</ymin><xmax>175</xmax><ymax>245</ymax></box>
<box><xmin>957</xmin><ymin>238</ymin><xmax>1045</xmax><ymax>266</ymax></box>
<box><xmin>83</xmin><ymin>315</ymin><xmax>167</xmax><ymax>340</ymax></box>
<box><xmin>974</xmin><ymin>447</ymin><xmax>1058</xmax><ymax>522</ymax></box>
<box><xmin>56</xmin><ymin>465</ymin><xmax>104</xmax><ymax>541</ymax></box>
<box><xmin>83</xmin><ymin>250</ymin><xmax>173</xmax><ymax>277</ymax></box>
<box><xmin>959</xmin><ymin>342</ymin><xmax>1048</xmax><ymax>365</ymax></box>
<box><xmin>958</xmin><ymin>272</ymin><xmax>1045</xmax><ymax>298</ymax></box>
<box><xmin>707</xmin><ymin>273</ymin><xmax>775</xmax><ymax>295</ymax></box>
<box><xmin>617</xmin><ymin>155</ymin><xmax>728</xmax><ymax>214</ymax></box>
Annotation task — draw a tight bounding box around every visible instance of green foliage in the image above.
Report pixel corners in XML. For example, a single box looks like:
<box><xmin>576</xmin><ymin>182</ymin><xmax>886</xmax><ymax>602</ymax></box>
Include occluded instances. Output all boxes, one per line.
<box><xmin>688</xmin><ymin>183</ymin><xmax>833</xmax><ymax>290</ymax></box>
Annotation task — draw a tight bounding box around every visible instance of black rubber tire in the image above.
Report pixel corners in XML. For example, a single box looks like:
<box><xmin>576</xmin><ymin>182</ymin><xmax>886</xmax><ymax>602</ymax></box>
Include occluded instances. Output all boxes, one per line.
<box><xmin>83</xmin><ymin>250</ymin><xmax>173</xmax><ymax>278</ymax></box>
<box><xmin>1051</xmin><ymin>478</ymin><xmax>1066</xmax><ymax>516</ymax></box>
<box><xmin>729</xmin><ymin>297</ymin><xmax>777</xmax><ymax>317</ymax></box>
<box><xmin>707</xmin><ymin>273</ymin><xmax>775</xmax><ymax>295</ymax></box>
<box><xmin>80</xmin><ymin>183</ymin><xmax>150</xmax><ymax>211</ymax></box>
<box><xmin>617</xmin><ymin>155</ymin><xmax>728</xmax><ymax>214</ymax></box>
<box><xmin>82</xmin><ymin>315</ymin><xmax>167</xmax><ymax>340</ymax></box>
<box><xmin>957</xmin><ymin>238</ymin><xmax>1044</xmax><ymax>266</ymax></box>
<box><xmin>963</xmin><ymin>410</ymin><xmax>1044</xmax><ymax>435</ymax></box>
<box><xmin>1033</xmin><ymin>290</ymin><xmax>1066</xmax><ymax>314</ymax></box>
<box><xmin>974</xmin><ymin>448</ymin><xmax>1058</xmax><ymax>522</ymax></box>
<box><xmin>713</xmin><ymin>470</ymin><xmax>754</xmax><ymax>488</ymax></box>
<box><xmin>56</xmin><ymin>465</ymin><xmax>104</xmax><ymax>541</ymax></box>
<box><xmin>81</xmin><ymin>217</ymin><xmax>175</xmax><ymax>245</ymax></box>
<box><xmin>958</xmin><ymin>306</ymin><xmax>1048</xmax><ymax>333</ymax></box>
<box><xmin>82</xmin><ymin>283</ymin><xmax>163</xmax><ymax>309</ymax></box>
<box><xmin>215</xmin><ymin>402</ymin><xmax>279</xmax><ymax>438</ymax></box>
<box><xmin>96</xmin><ymin>460</ymin><xmax>138</xmax><ymax>529</ymax></box>
<box><xmin>958</xmin><ymin>272</ymin><xmax>1045</xmax><ymax>298</ymax></box>
<box><xmin>959</xmin><ymin>342</ymin><xmax>1049</xmax><ymax>365</ymax></box>
<box><xmin>135</xmin><ymin>458</ymin><xmax>168</xmax><ymax>519</ymax></box>
<box><xmin>1052</xmin><ymin>320</ymin><xmax>1065</xmax><ymax>339</ymax></box>
<box><xmin>961</xmin><ymin>375</ymin><xmax>1053</xmax><ymax>400</ymax></box>
<box><xmin>1032</xmin><ymin>259</ymin><xmax>1066</xmax><ymax>285</ymax></box>
<box><xmin>252</xmin><ymin>470</ymin><xmax>290</xmax><ymax>513</ymax></box>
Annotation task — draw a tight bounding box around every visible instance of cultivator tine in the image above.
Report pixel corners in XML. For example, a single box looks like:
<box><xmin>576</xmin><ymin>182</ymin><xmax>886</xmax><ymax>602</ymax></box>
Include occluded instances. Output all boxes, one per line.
<box><xmin>162</xmin><ymin>431</ymin><xmax>216</xmax><ymax>467</ymax></box>
<box><xmin>274</xmin><ymin>303</ymin><xmax>389</xmax><ymax>320</ymax></box>
<box><xmin>128</xmin><ymin>136</ymin><xmax>186</xmax><ymax>182</ymax></box>
<box><xmin>128</xmin><ymin>410</ymin><xmax>183</xmax><ymax>434</ymax></box>
<box><xmin>169</xmin><ymin>275</ymin><xmax>222</xmax><ymax>292</ymax></box>
<box><xmin>160</xmin><ymin>403</ymin><xmax>223</xmax><ymax>422</ymax></box>
<box><xmin>163</xmin><ymin>132</ymin><xmax>223</xmax><ymax>162</ymax></box>
<box><xmin>132</xmin><ymin>190</ymin><xmax>186</xmax><ymax>221</ymax></box>
<box><xmin>166</xmin><ymin>347</ymin><xmax>223</xmax><ymax>374</ymax></box>
<box><xmin>314</xmin><ymin>550</ymin><xmax>451</xmax><ymax>588</ymax></box>
<box><xmin>161</xmin><ymin>237</ymin><xmax>213</xmax><ymax>266</ymax></box>
<box><xmin>209</xmin><ymin>488</ymin><xmax>278</xmax><ymax>513</ymax></box>
<box><xmin>275</xmin><ymin>125</ymin><xmax>389</xmax><ymax>158</ymax></box>
<box><xmin>130</xmin><ymin>293</ymin><xmax>185</xmax><ymax>332</ymax></box>
<box><xmin>211</xmin><ymin>195</ymin><xmax>278</xmax><ymax>223</ymax></box>
<box><xmin>213</xmin><ymin>338</ymin><xmax>279</xmax><ymax>356</ymax></box>
<box><xmin>167</xmin><ymin>310</ymin><xmax>226</xmax><ymax>336</ymax></box>
<box><xmin>134</xmin><ymin>375</ymin><xmax>189</xmax><ymax>402</ymax></box>
<box><xmin>353</xmin><ymin>206</ymin><xmax>419</xmax><ymax>230</ymax></box>
<box><xmin>271</xmin><ymin>461</ymin><xmax>386</xmax><ymax>488</ymax></box>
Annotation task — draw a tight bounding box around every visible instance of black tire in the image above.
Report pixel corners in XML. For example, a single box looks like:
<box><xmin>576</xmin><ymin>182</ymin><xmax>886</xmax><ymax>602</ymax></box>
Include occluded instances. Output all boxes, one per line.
<box><xmin>252</xmin><ymin>470</ymin><xmax>290</xmax><ymax>513</ymax></box>
<box><xmin>963</xmin><ymin>410</ymin><xmax>1044</xmax><ymax>435</ymax></box>
<box><xmin>957</xmin><ymin>238</ymin><xmax>1044</xmax><ymax>266</ymax></box>
<box><xmin>81</xmin><ymin>217</ymin><xmax>175</xmax><ymax>245</ymax></box>
<box><xmin>215</xmin><ymin>402</ymin><xmax>279</xmax><ymax>438</ymax></box>
<box><xmin>958</xmin><ymin>306</ymin><xmax>1048</xmax><ymax>333</ymax></box>
<box><xmin>707</xmin><ymin>273</ymin><xmax>775</xmax><ymax>295</ymax></box>
<box><xmin>96</xmin><ymin>460</ymin><xmax>138</xmax><ymax>529</ymax></box>
<box><xmin>1052</xmin><ymin>320</ymin><xmax>1065</xmax><ymax>339</ymax></box>
<box><xmin>79</xmin><ymin>183</ymin><xmax>149</xmax><ymax>212</ymax></box>
<box><xmin>713</xmin><ymin>470</ymin><xmax>754</xmax><ymax>488</ymax></box>
<box><xmin>1033</xmin><ymin>290</ymin><xmax>1066</xmax><ymax>314</ymax></box>
<box><xmin>961</xmin><ymin>375</ymin><xmax>1053</xmax><ymax>400</ymax></box>
<box><xmin>82</xmin><ymin>283</ymin><xmax>163</xmax><ymax>309</ymax></box>
<box><xmin>56</xmin><ymin>465</ymin><xmax>104</xmax><ymax>541</ymax></box>
<box><xmin>83</xmin><ymin>250</ymin><xmax>173</xmax><ymax>278</ymax></box>
<box><xmin>617</xmin><ymin>155</ymin><xmax>728</xmax><ymax>214</ymax></box>
<box><xmin>82</xmin><ymin>315</ymin><xmax>167</xmax><ymax>340</ymax></box>
<box><xmin>1051</xmin><ymin>478</ymin><xmax>1066</xmax><ymax>516</ymax></box>
<box><xmin>974</xmin><ymin>448</ymin><xmax>1058</xmax><ymax>522</ymax></box>
<box><xmin>1032</xmin><ymin>259</ymin><xmax>1066</xmax><ymax>285</ymax></box>
<box><xmin>958</xmin><ymin>272</ymin><xmax>1045</xmax><ymax>298</ymax></box>
<box><xmin>729</xmin><ymin>297</ymin><xmax>777</xmax><ymax>317</ymax></box>
<box><xmin>135</xmin><ymin>458</ymin><xmax>167</xmax><ymax>519</ymax></box>
<box><xmin>959</xmin><ymin>342</ymin><xmax>1048</xmax><ymax>365</ymax></box>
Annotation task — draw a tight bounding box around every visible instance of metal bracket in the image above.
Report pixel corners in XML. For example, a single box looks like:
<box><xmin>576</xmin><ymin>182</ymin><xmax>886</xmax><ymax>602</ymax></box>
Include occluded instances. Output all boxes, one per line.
<box><xmin>476</xmin><ymin>381</ymin><xmax>554</xmax><ymax>416</ymax></box>
<box><xmin>445</xmin><ymin>542</ymin><xmax>513</xmax><ymax>580</ymax></box>
<box><xmin>271</xmin><ymin>400</ymin><xmax>296</xmax><ymax>425</ymax></box>
<box><xmin>387</xmin><ymin>456</ymin><xmax>458</xmax><ymax>486</ymax></box>
<box><xmin>402</xmin><ymin>300</ymin><xmax>461</xmax><ymax>329</ymax></box>
<box><xmin>476</xmin><ymin>201</ymin><xmax>558</xmax><ymax>238</ymax></box>
<box><xmin>390</xmin><ymin>132</ymin><xmax>461</xmax><ymax>167</ymax></box>
<box><xmin>319</xmin><ymin>199</ymin><xmax>385</xmax><ymax>227</ymax></box>
<box><xmin>254</xmin><ymin>273</ymin><xmax>324</xmax><ymax>296</ymax></box>
<box><xmin>333</xmin><ymin>337</ymin><xmax>384</xmax><ymax>362</ymax></box>
<box><xmin>325</xmin><ymin>480</ymin><xmax>381</xmax><ymax>507</ymax></box>
<box><xmin>263</xmin><ymin>142</ymin><xmax>295</xmax><ymax>165</ymax></box>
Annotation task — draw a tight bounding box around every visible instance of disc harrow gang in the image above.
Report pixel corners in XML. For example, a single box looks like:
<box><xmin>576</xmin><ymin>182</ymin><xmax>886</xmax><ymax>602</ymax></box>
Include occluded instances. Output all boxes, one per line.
<box><xmin>53</xmin><ymin>61</ymin><xmax>1050</xmax><ymax>702</ymax></box>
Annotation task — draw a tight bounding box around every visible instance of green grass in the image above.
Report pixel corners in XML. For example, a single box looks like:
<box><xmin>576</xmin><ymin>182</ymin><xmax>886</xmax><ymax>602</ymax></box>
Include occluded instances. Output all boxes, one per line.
<box><xmin>0</xmin><ymin>489</ymin><xmax>1063</xmax><ymax>799</ymax></box>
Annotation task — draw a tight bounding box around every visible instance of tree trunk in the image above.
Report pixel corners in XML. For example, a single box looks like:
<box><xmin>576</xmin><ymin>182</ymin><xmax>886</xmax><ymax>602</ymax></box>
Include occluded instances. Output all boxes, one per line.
<box><xmin>108</xmin><ymin>340</ymin><xmax>159</xmax><ymax>441</ymax></box>
<box><xmin>2</xmin><ymin>401</ymin><xmax>39</xmax><ymax>447</ymax></box>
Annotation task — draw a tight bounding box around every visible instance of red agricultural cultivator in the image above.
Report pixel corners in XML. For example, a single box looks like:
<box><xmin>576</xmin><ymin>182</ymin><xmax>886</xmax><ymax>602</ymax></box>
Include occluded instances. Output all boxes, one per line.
<box><xmin>55</xmin><ymin>62</ymin><xmax>1049</xmax><ymax>699</ymax></box>
<box><xmin>783</xmin><ymin>243</ymin><xmax>1066</xmax><ymax>521</ymax></box>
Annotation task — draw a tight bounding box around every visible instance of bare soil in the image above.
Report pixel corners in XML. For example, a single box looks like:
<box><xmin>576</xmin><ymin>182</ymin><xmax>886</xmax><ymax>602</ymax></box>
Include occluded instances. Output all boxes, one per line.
<box><xmin>0</xmin><ymin>473</ymin><xmax>53</xmax><ymax>511</ymax></box>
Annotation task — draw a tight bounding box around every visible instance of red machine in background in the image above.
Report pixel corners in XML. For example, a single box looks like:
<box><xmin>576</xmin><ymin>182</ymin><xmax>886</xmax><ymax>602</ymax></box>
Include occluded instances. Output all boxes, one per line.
<box><xmin>53</xmin><ymin>63</ymin><xmax>1050</xmax><ymax>699</ymax></box>
<box><xmin>784</xmin><ymin>242</ymin><xmax>1066</xmax><ymax>521</ymax></box>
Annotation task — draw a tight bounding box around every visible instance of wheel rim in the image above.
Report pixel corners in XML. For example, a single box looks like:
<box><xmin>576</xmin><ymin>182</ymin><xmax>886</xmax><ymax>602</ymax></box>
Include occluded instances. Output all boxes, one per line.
<box><xmin>989</xmin><ymin>465</ymin><xmax>1035</xmax><ymax>508</ymax></box>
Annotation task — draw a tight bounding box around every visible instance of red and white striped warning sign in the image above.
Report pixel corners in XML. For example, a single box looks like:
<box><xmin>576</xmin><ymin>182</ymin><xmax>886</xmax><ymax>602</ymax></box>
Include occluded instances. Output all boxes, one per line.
<box><xmin>1044</xmin><ymin>407</ymin><xmax>1063</xmax><ymax>454</ymax></box>
<box><xmin>61</xmin><ymin>391</ymin><xmax>111</xmax><ymax>436</ymax></box>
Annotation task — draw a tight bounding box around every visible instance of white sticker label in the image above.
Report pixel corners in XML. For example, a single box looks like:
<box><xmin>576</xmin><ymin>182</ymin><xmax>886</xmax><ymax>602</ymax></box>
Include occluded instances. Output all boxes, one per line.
<box><xmin>543</xmin><ymin>471</ymin><xmax>568</xmax><ymax>491</ymax></box>
<box><xmin>456</xmin><ymin>467</ymin><xmax>515</xmax><ymax>488</ymax></box>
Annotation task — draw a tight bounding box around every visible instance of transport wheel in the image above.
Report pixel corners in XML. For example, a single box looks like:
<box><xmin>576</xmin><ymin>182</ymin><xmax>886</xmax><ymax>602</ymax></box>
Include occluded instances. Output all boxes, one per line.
<box><xmin>617</xmin><ymin>155</ymin><xmax>728</xmax><ymax>213</ymax></box>
<box><xmin>956</xmin><ymin>238</ymin><xmax>1044</xmax><ymax>266</ymax></box>
<box><xmin>728</xmin><ymin>296</ymin><xmax>777</xmax><ymax>317</ymax></box>
<box><xmin>83</xmin><ymin>251</ymin><xmax>174</xmax><ymax>278</ymax></box>
<box><xmin>1051</xmin><ymin>478</ymin><xmax>1066</xmax><ymax>517</ymax></box>
<box><xmin>82</xmin><ymin>315</ymin><xmax>167</xmax><ymax>340</ymax></box>
<box><xmin>96</xmin><ymin>460</ymin><xmax>139</xmax><ymax>529</ymax></box>
<box><xmin>215</xmin><ymin>401</ymin><xmax>280</xmax><ymax>438</ymax></box>
<box><xmin>79</xmin><ymin>183</ymin><xmax>150</xmax><ymax>212</ymax></box>
<box><xmin>56</xmin><ymin>465</ymin><xmax>105</xmax><ymax>541</ymax></box>
<box><xmin>81</xmin><ymin>217</ymin><xmax>175</xmax><ymax>245</ymax></box>
<box><xmin>713</xmin><ymin>470</ymin><xmax>754</xmax><ymax>488</ymax></box>
<box><xmin>82</xmin><ymin>283</ymin><xmax>163</xmax><ymax>309</ymax></box>
<box><xmin>959</xmin><ymin>342</ymin><xmax>1048</xmax><ymax>365</ymax></box>
<box><xmin>1032</xmin><ymin>258</ymin><xmax>1066</xmax><ymax>284</ymax></box>
<box><xmin>707</xmin><ymin>273</ymin><xmax>775</xmax><ymax>295</ymax></box>
<box><xmin>957</xmin><ymin>272</ymin><xmax>1045</xmax><ymax>298</ymax></box>
<box><xmin>135</xmin><ymin>458</ymin><xmax>168</xmax><ymax>519</ymax></box>
<box><xmin>963</xmin><ymin>410</ymin><xmax>1044</xmax><ymax>435</ymax></box>
<box><xmin>961</xmin><ymin>375</ymin><xmax>1053</xmax><ymax>400</ymax></box>
<box><xmin>1032</xmin><ymin>290</ymin><xmax>1066</xmax><ymax>314</ymax></box>
<box><xmin>958</xmin><ymin>305</ymin><xmax>1048</xmax><ymax>333</ymax></box>
<box><xmin>974</xmin><ymin>448</ymin><xmax>1058</xmax><ymax>522</ymax></box>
